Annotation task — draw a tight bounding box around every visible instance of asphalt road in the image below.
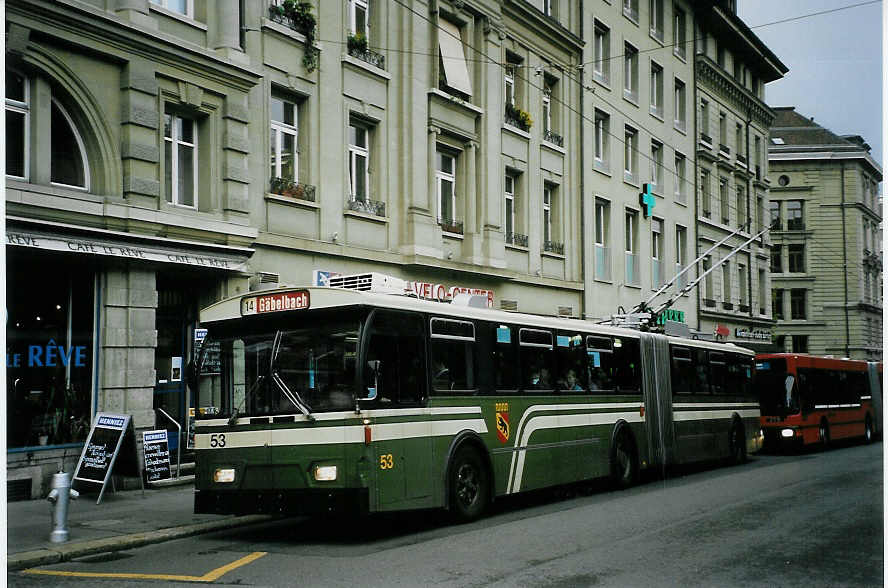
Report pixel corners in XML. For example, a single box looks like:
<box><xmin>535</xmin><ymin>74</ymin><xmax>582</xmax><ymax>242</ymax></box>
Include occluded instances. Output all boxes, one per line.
<box><xmin>10</xmin><ymin>442</ymin><xmax>883</xmax><ymax>587</ymax></box>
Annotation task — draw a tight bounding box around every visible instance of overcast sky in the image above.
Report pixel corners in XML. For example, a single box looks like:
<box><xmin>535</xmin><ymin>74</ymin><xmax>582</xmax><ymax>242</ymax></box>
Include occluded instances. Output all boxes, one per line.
<box><xmin>737</xmin><ymin>0</ymin><xmax>883</xmax><ymax>164</ymax></box>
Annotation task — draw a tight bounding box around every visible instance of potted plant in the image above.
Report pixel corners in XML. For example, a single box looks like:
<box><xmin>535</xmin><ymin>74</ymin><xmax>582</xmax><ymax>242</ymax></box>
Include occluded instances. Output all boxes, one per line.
<box><xmin>347</xmin><ymin>32</ymin><xmax>368</xmax><ymax>54</ymax></box>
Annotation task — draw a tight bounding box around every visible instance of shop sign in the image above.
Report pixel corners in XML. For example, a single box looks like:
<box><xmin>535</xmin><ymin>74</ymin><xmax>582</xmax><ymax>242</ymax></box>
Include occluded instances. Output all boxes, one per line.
<box><xmin>715</xmin><ymin>324</ymin><xmax>730</xmax><ymax>338</ymax></box>
<box><xmin>6</xmin><ymin>339</ymin><xmax>87</xmax><ymax>368</ymax></box>
<box><xmin>406</xmin><ymin>281</ymin><xmax>494</xmax><ymax>307</ymax></box>
<box><xmin>655</xmin><ymin>309</ymin><xmax>685</xmax><ymax>325</ymax></box>
<box><xmin>735</xmin><ymin>328</ymin><xmax>772</xmax><ymax>342</ymax></box>
<box><xmin>241</xmin><ymin>290</ymin><xmax>310</xmax><ymax>315</ymax></box>
<box><xmin>6</xmin><ymin>230</ymin><xmax>249</xmax><ymax>272</ymax></box>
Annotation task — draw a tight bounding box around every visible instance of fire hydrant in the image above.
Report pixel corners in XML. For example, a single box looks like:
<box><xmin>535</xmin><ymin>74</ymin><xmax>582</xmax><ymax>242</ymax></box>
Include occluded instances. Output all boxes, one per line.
<box><xmin>46</xmin><ymin>471</ymin><xmax>79</xmax><ymax>543</ymax></box>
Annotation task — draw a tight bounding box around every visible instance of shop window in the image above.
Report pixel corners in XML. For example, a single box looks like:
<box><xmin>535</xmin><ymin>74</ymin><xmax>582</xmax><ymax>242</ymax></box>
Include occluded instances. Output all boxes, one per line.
<box><xmin>7</xmin><ymin>255</ymin><xmax>94</xmax><ymax>448</ymax></box>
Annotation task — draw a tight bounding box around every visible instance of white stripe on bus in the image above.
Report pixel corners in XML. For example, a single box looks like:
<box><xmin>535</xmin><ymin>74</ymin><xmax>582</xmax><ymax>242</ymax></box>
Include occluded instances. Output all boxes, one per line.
<box><xmin>813</xmin><ymin>404</ymin><xmax>861</xmax><ymax>409</ymax></box>
<box><xmin>672</xmin><ymin>409</ymin><xmax>760</xmax><ymax>421</ymax></box>
<box><xmin>195</xmin><ymin>406</ymin><xmax>483</xmax><ymax>428</ymax></box>
<box><xmin>672</xmin><ymin>402</ymin><xmax>759</xmax><ymax>408</ymax></box>
<box><xmin>194</xmin><ymin>418</ymin><xmax>488</xmax><ymax>449</ymax></box>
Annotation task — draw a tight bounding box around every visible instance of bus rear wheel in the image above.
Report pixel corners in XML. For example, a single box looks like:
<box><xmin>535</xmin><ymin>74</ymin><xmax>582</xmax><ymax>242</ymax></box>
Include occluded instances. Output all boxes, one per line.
<box><xmin>819</xmin><ymin>420</ymin><xmax>830</xmax><ymax>450</ymax></box>
<box><xmin>610</xmin><ymin>428</ymin><xmax>638</xmax><ymax>489</ymax></box>
<box><xmin>864</xmin><ymin>415</ymin><xmax>874</xmax><ymax>444</ymax></box>
<box><xmin>448</xmin><ymin>447</ymin><xmax>489</xmax><ymax>523</ymax></box>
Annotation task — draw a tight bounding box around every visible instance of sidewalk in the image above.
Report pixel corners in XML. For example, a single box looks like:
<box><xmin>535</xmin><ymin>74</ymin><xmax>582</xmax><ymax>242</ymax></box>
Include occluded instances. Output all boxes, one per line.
<box><xmin>7</xmin><ymin>484</ymin><xmax>272</xmax><ymax>571</ymax></box>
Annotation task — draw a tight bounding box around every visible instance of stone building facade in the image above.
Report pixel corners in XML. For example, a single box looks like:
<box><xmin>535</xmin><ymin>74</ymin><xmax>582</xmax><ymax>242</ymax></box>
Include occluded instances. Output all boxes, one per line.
<box><xmin>768</xmin><ymin>107</ymin><xmax>883</xmax><ymax>360</ymax></box>
<box><xmin>5</xmin><ymin>0</ymin><xmax>784</xmax><ymax>496</ymax></box>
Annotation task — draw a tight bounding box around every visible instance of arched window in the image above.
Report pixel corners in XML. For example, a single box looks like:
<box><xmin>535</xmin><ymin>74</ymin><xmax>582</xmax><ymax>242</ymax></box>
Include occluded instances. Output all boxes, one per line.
<box><xmin>51</xmin><ymin>98</ymin><xmax>89</xmax><ymax>190</ymax></box>
<box><xmin>5</xmin><ymin>70</ymin><xmax>29</xmax><ymax>180</ymax></box>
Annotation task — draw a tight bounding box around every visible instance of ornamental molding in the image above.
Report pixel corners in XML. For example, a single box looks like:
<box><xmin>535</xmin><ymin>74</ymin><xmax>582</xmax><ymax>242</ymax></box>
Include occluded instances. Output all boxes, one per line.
<box><xmin>696</xmin><ymin>57</ymin><xmax>774</xmax><ymax>127</ymax></box>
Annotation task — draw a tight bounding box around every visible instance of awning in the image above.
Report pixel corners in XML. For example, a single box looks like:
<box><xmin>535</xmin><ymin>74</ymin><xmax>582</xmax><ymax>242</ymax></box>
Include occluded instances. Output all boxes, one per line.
<box><xmin>6</xmin><ymin>219</ymin><xmax>253</xmax><ymax>273</ymax></box>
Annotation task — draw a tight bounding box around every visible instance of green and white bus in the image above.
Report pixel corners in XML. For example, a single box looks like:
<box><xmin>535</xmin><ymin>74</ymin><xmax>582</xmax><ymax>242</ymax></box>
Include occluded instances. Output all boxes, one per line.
<box><xmin>192</xmin><ymin>282</ymin><xmax>759</xmax><ymax>521</ymax></box>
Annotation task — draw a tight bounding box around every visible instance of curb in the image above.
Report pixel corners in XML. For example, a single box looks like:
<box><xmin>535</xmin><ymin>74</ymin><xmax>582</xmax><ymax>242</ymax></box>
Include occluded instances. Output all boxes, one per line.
<box><xmin>8</xmin><ymin>514</ymin><xmax>273</xmax><ymax>572</ymax></box>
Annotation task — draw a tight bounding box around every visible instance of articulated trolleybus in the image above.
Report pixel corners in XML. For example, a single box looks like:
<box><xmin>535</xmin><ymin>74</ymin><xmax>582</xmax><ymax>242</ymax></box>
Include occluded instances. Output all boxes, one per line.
<box><xmin>756</xmin><ymin>353</ymin><xmax>882</xmax><ymax>449</ymax></box>
<box><xmin>192</xmin><ymin>275</ymin><xmax>759</xmax><ymax>521</ymax></box>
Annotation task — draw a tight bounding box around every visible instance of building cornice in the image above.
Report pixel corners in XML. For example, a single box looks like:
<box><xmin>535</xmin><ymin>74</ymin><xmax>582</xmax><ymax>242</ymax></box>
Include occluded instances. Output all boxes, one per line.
<box><xmin>769</xmin><ymin>150</ymin><xmax>883</xmax><ymax>179</ymax></box>
<box><xmin>502</xmin><ymin>0</ymin><xmax>584</xmax><ymax>55</ymax></box>
<box><xmin>696</xmin><ymin>56</ymin><xmax>774</xmax><ymax>127</ymax></box>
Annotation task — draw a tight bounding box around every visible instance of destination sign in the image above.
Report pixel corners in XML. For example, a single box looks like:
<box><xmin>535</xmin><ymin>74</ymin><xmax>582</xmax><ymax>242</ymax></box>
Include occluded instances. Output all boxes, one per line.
<box><xmin>241</xmin><ymin>290</ymin><xmax>310</xmax><ymax>315</ymax></box>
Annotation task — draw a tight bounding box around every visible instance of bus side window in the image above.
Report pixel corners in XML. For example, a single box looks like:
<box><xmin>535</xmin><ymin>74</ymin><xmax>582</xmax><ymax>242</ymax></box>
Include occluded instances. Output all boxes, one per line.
<box><xmin>693</xmin><ymin>349</ymin><xmax>709</xmax><ymax>394</ymax></box>
<box><xmin>670</xmin><ymin>346</ymin><xmax>694</xmax><ymax>395</ymax></box>
<box><xmin>429</xmin><ymin>318</ymin><xmax>477</xmax><ymax>395</ymax></box>
<box><xmin>364</xmin><ymin>311</ymin><xmax>426</xmax><ymax>406</ymax></box>
<box><xmin>520</xmin><ymin>328</ymin><xmax>554</xmax><ymax>392</ymax></box>
<box><xmin>555</xmin><ymin>332</ymin><xmax>587</xmax><ymax>393</ymax></box>
<box><xmin>492</xmin><ymin>324</ymin><xmax>518</xmax><ymax>393</ymax></box>
<box><xmin>612</xmin><ymin>337</ymin><xmax>640</xmax><ymax>394</ymax></box>
<box><xmin>709</xmin><ymin>352</ymin><xmax>727</xmax><ymax>395</ymax></box>
<box><xmin>586</xmin><ymin>336</ymin><xmax>615</xmax><ymax>393</ymax></box>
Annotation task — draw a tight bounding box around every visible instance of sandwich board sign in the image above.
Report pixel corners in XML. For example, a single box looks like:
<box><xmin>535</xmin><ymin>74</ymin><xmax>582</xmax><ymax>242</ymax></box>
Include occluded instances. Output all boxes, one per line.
<box><xmin>72</xmin><ymin>413</ymin><xmax>143</xmax><ymax>504</ymax></box>
<box><xmin>142</xmin><ymin>429</ymin><xmax>172</xmax><ymax>482</ymax></box>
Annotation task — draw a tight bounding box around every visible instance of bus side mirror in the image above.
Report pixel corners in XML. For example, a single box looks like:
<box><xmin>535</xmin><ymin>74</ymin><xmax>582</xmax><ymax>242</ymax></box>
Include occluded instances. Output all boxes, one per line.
<box><xmin>359</xmin><ymin>360</ymin><xmax>380</xmax><ymax>401</ymax></box>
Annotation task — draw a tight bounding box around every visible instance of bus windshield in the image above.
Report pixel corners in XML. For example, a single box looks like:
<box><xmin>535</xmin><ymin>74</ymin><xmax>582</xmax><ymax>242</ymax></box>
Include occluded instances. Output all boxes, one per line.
<box><xmin>755</xmin><ymin>358</ymin><xmax>799</xmax><ymax>415</ymax></box>
<box><xmin>196</xmin><ymin>312</ymin><xmax>361</xmax><ymax>416</ymax></box>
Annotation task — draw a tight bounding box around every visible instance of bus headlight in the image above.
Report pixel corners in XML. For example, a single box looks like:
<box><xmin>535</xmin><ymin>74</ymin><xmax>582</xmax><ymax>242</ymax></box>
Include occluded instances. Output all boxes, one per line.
<box><xmin>313</xmin><ymin>465</ymin><xmax>338</xmax><ymax>481</ymax></box>
<box><xmin>781</xmin><ymin>428</ymin><xmax>795</xmax><ymax>438</ymax></box>
<box><xmin>214</xmin><ymin>468</ymin><xmax>236</xmax><ymax>483</ymax></box>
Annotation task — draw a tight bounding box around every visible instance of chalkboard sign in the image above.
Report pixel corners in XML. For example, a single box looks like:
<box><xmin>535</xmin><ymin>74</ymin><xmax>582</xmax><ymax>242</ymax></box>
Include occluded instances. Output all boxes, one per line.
<box><xmin>194</xmin><ymin>328</ymin><xmax>221</xmax><ymax>375</ymax></box>
<box><xmin>72</xmin><ymin>413</ymin><xmax>142</xmax><ymax>503</ymax></box>
<box><xmin>142</xmin><ymin>429</ymin><xmax>172</xmax><ymax>482</ymax></box>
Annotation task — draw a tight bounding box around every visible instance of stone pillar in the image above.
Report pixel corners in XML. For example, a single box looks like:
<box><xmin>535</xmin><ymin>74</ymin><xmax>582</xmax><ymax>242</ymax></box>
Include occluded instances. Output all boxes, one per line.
<box><xmin>212</xmin><ymin>0</ymin><xmax>248</xmax><ymax>63</ymax></box>
<box><xmin>221</xmin><ymin>92</ymin><xmax>251</xmax><ymax>220</ymax></box>
<box><xmin>115</xmin><ymin>0</ymin><xmax>157</xmax><ymax>29</ymax></box>
<box><xmin>402</xmin><ymin>126</ymin><xmax>439</xmax><ymax>258</ymax></box>
<box><xmin>30</xmin><ymin>78</ymin><xmax>52</xmax><ymax>185</ymax></box>
<box><xmin>120</xmin><ymin>58</ymin><xmax>160</xmax><ymax>206</ymax></box>
<box><xmin>99</xmin><ymin>264</ymin><xmax>157</xmax><ymax>430</ymax></box>
<box><xmin>463</xmin><ymin>141</ymin><xmax>485</xmax><ymax>265</ymax></box>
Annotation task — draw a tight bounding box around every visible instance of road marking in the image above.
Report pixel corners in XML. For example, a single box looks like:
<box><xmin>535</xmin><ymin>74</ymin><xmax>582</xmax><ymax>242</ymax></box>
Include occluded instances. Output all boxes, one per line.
<box><xmin>23</xmin><ymin>551</ymin><xmax>267</xmax><ymax>582</ymax></box>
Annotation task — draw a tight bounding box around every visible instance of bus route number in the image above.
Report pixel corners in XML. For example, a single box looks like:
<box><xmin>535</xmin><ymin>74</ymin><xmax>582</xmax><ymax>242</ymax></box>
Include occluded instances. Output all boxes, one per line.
<box><xmin>210</xmin><ymin>433</ymin><xmax>226</xmax><ymax>448</ymax></box>
<box><xmin>379</xmin><ymin>454</ymin><xmax>394</xmax><ymax>469</ymax></box>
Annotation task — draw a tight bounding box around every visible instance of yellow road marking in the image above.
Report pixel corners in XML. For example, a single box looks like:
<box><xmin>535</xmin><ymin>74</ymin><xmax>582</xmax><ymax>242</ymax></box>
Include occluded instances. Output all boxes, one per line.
<box><xmin>23</xmin><ymin>551</ymin><xmax>267</xmax><ymax>583</ymax></box>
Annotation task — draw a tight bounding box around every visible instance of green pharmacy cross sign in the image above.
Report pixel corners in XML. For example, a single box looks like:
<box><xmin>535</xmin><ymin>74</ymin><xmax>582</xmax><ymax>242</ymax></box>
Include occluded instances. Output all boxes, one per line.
<box><xmin>640</xmin><ymin>183</ymin><xmax>655</xmax><ymax>218</ymax></box>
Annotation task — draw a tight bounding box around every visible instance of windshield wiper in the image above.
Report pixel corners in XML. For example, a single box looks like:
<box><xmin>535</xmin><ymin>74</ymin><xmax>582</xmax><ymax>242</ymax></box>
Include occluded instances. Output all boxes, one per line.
<box><xmin>270</xmin><ymin>330</ymin><xmax>314</xmax><ymax>420</ymax></box>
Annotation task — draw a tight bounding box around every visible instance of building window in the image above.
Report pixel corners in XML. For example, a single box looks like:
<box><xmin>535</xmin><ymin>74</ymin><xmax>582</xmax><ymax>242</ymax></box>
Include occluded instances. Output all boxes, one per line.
<box><xmin>505</xmin><ymin>173</ymin><xmax>516</xmax><ymax>242</ymax></box>
<box><xmin>701</xmin><ymin>169</ymin><xmax>711</xmax><ymax>218</ymax></box>
<box><xmin>736</xmin><ymin>185</ymin><xmax>746</xmax><ymax>229</ymax></box>
<box><xmin>542</xmin><ymin>85</ymin><xmax>551</xmax><ymax>135</ymax></box>
<box><xmin>786</xmin><ymin>200</ymin><xmax>804</xmax><ymax>230</ymax></box>
<box><xmin>543</xmin><ymin>183</ymin><xmax>556</xmax><ymax>246</ymax></box>
<box><xmin>541</xmin><ymin>76</ymin><xmax>560</xmax><ymax>143</ymax></box>
<box><xmin>769</xmin><ymin>201</ymin><xmax>781</xmax><ymax>230</ymax></box>
<box><xmin>348</xmin><ymin>0</ymin><xmax>369</xmax><ymax>38</ymax></box>
<box><xmin>438</xmin><ymin>18</ymin><xmax>472</xmax><ymax>98</ymax></box>
<box><xmin>595</xmin><ymin>199</ymin><xmax>611</xmax><ymax>281</ymax></box>
<box><xmin>348</xmin><ymin>120</ymin><xmax>370</xmax><ymax>202</ymax></box>
<box><xmin>772</xmin><ymin>288</ymin><xmax>784</xmax><ymax>319</ymax></box>
<box><xmin>722</xmin><ymin>260</ymin><xmax>731</xmax><ymax>304</ymax></box>
<box><xmin>623</xmin><ymin>0</ymin><xmax>639</xmax><ymax>22</ymax></box>
<box><xmin>504</xmin><ymin>62</ymin><xmax>516</xmax><ymax>107</ymax></box>
<box><xmin>719</xmin><ymin>177</ymin><xmax>729</xmax><ymax>224</ymax></box>
<box><xmin>703</xmin><ymin>256</ymin><xmax>713</xmax><ymax>300</ymax></box>
<box><xmin>593</xmin><ymin>20</ymin><xmax>611</xmax><ymax>84</ymax></box>
<box><xmin>163</xmin><ymin>113</ymin><xmax>197</xmax><ymax>208</ymax></box>
<box><xmin>594</xmin><ymin>110</ymin><xmax>610</xmax><ymax>170</ymax></box>
<box><xmin>700</xmin><ymin>99</ymin><xmax>710</xmax><ymax>142</ymax></box>
<box><xmin>624</xmin><ymin>126</ymin><xmax>637</xmax><ymax>182</ymax></box>
<box><xmin>758</xmin><ymin>268</ymin><xmax>767</xmax><ymax>314</ymax></box>
<box><xmin>717</xmin><ymin>44</ymin><xmax>725</xmax><ymax>68</ymax></box>
<box><xmin>650</xmin><ymin>140</ymin><xmax>663</xmax><ymax>191</ymax></box>
<box><xmin>650</xmin><ymin>61</ymin><xmax>663</xmax><ymax>117</ymax></box>
<box><xmin>543</xmin><ymin>0</ymin><xmax>553</xmax><ymax>16</ymax></box>
<box><xmin>51</xmin><ymin>99</ymin><xmax>89</xmax><ymax>190</ymax></box>
<box><xmin>735</xmin><ymin>123</ymin><xmax>744</xmax><ymax>160</ymax></box>
<box><xmin>6</xmin><ymin>70</ymin><xmax>28</xmax><ymax>180</ymax></box>
<box><xmin>270</xmin><ymin>95</ymin><xmax>299</xmax><ymax>185</ymax></box>
<box><xmin>625</xmin><ymin>209</ymin><xmax>639</xmax><ymax>284</ymax></box>
<box><xmin>790</xmin><ymin>289</ymin><xmax>806</xmax><ymax>320</ymax></box>
<box><xmin>624</xmin><ymin>42</ymin><xmax>639</xmax><ymax>102</ymax></box>
<box><xmin>649</xmin><ymin>0</ymin><xmax>664</xmax><ymax>41</ymax></box>
<box><xmin>770</xmin><ymin>246</ymin><xmax>782</xmax><ymax>273</ymax></box>
<box><xmin>792</xmin><ymin>335</ymin><xmax>808</xmax><ymax>353</ymax></box>
<box><xmin>718</xmin><ymin>112</ymin><xmax>727</xmax><ymax>151</ymax></box>
<box><xmin>652</xmin><ymin>218</ymin><xmax>663</xmax><ymax>286</ymax></box>
<box><xmin>738</xmin><ymin>264</ymin><xmax>747</xmax><ymax>306</ymax></box>
<box><xmin>756</xmin><ymin>195</ymin><xmax>764</xmax><ymax>232</ymax></box>
<box><xmin>675</xmin><ymin>224</ymin><xmax>687</xmax><ymax>287</ymax></box>
<box><xmin>754</xmin><ymin>136</ymin><xmax>763</xmax><ymax>178</ymax></box>
<box><xmin>788</xmin><ymin>244</ymin><xmax>805</xmax><ymax>273</ymax></box>
<box><xmin>673</xmin><ymin>5</ymin><xmax>686</xmax><ymax>59</ymax></box>
<box><xmin>673</xmin><ymin>78</ymin><xmax>686</xmax><ymax>131</ymax></box>
<box><xmin>437</xmin><ymin>150</ymin><xmax>457</xmax><ymax>226</ymax></box>
<box><xmin>674</xmin><ymin>153</ymin><xmax>686</xmax><ymax>203</ymax></box>
<box><xmin>150</xmin><ymin>0</ymin><xmax>193</xmax><ymax>17</ymax></box>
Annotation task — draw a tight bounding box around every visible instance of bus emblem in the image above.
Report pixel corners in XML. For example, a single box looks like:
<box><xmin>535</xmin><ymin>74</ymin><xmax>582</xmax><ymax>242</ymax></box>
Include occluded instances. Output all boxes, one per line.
<box><xmin>495</xmin><ymin>402</ymin><xmax>510</xmax><ymax>443</ymax></box>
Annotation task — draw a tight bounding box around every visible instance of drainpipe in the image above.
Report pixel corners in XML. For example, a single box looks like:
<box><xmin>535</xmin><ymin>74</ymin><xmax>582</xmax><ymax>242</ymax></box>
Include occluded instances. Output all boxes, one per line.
<box><xmin>841</xmin><ymin>162</ymin><xmax>850</xmax><ymax>356</ymax></box>
<box><xmin>578</xmin><ymin>0</ymin><xmax>586</xmax><ymax>320</ymax></box>
<box><xmin>745</xmin><ymin>109</ymin><xmax>753</xmax><ymax>320</ymax></box>
<box><xmin>691</xmin><ymin>9</ymin><xmax>701</xmax><ymax>331</ymax></box>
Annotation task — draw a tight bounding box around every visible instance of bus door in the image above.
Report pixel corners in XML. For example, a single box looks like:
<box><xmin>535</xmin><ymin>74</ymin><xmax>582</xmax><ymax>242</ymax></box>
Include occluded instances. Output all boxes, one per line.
<box><xmin>362</xmin><ymin>310</ymin><xmax>432</xmax><ymax>509</ymax></box>
<box><xmin>640</xmin><ymin>333</ymin><xmax>674</xmax><ymax>469</ymax></box>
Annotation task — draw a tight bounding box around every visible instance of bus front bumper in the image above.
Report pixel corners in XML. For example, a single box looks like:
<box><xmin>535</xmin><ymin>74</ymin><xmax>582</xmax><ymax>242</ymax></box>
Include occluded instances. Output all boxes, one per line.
<box><xmin>194</xmin><ymin>488</ymin><xmax>369</xmax><ymax>517</ymax></box>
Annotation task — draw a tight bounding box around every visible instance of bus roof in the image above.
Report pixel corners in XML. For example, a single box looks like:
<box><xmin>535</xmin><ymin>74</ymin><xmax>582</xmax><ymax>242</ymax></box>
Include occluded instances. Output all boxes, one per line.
<box><xmin>199</xmin><ymin>286</ymin><xmax>753</xmax><ymax>355</ymax></box>
<box><xmin>755</xmin><ymin>353</ymin><xmax>872</xmax><ymax>371</ymax></box>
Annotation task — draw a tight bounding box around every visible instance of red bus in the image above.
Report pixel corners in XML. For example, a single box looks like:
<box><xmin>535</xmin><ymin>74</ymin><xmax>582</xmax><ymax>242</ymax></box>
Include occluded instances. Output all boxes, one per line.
<box><xmin>755</xmin><ymin>354</ymin><xmax>882</xmax><ymax>449</ymax></box>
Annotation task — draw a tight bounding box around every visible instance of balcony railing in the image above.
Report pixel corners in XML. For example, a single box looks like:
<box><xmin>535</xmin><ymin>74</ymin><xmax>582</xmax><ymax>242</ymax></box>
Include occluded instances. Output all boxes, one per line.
<box><xmin>699</xmin><ymin>133</ymin><xmax>713</xmax><ymax>146</ymax></box>
<box><xmin>718</xmin><ymin>144</ymin><xmax>731</xmax><ymax>155</ymax></box>
<box><xmin>504</xmin><ymin>103</ymin><xmax>531</xmax><ymax>132</ymax></box>
<box><xmin>722</xmin><ymin>301</ymin><xmax>734</xmax><ymax>310</ymax></box>
<box><xmin>269</xmin><ymin>177</ymin><xmax>316</xmax><ymax>202</ymax></box>
<box><xmin>625</xmin><ymin>252</ymin><xmax>640</xmax><ymax>286</ymax></box>
<box><xmin>739</xmin><ymin>304</ymin><xmax>750</xmax><ymax>313</ymax></box>
<box><xmin>703</xmin><ymin>298</ymin><xmax>716</xmax><ymax>308</ymax></box>
<box><xmin>268</xmin><ymin>5</ymin><xmax>312</xmax><ymax>36</ymax></box>
<box><xmin>736</xmin><ymin>153</ymin><xmax>747</xmax><ymax>166</ymax></box>
<box><xmin>544</xmin><ymin>129</ymin><xmax>564</xmax><ymax>147</ymax></box>
<box><xmin>347</xmin><ymin>197</ymin><xmax>386</xmax><ymax>217</ymax></box>
<box><xmin>505</xmin><ymin>232</ymin><xmax>529</xmax><ymax>247</ymax></box>
<box><xmin>652</xmin><ymin>259</ymin><xmax>663</xmax><ymax>288</ymax></box>
<box><xmin>543</xmin><ymin>240</ymin><xmax>564</xmax><ymax>255</ymax></box>
<box><xmin>439</xmin><ymin>217</ymin><xmax>464</xmax><ymax>235</ymax></box>
<box><xmin>594</xmin><ymin>244</ymin><xmax>611</xmax><ymax>281</ymax></box>
<box><xmin>348</xmin><ymin>46</ymin><xmax>386</xmax><ymax>69</ymax></box>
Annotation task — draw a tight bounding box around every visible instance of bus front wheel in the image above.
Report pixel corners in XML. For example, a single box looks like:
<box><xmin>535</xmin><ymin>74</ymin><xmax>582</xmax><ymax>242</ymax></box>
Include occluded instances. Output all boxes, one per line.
<box><xmin>610</xmin><ymin>428</ymin><xmax>639</xmax><ymax>489</ymax></box>
<box><xmin>865</xmin><ymin>415</ymin><xmax>874</xmax><ymax>444</ymax></box>
<box><xmin>448</xmin><ymin>446</ymin><xmax>489</xmax><ymax>523</ymax></box>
